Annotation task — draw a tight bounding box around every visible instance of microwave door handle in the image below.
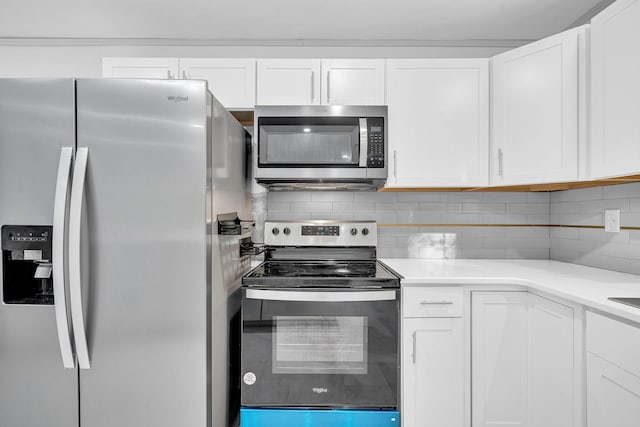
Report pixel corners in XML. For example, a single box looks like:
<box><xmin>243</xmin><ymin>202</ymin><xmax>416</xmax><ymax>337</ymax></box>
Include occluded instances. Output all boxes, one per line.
<box><xmin>69</xmin><ymin>147</ymin><xmax>91</xmax><ymax>370</ymax></box>
<box><xmin>359</xmin><ymin>118</ymin><xmax>368</xmax><ymax>167</ymax></box>
<box><xmin>245</xmin><ymin>289</ymin><xmax>396</xmax><ymax>302</ymax></box>
<box><xmin>53</xmin><ymin>147</ymin><xmax>76</xmax><ymax>369</ymax></box>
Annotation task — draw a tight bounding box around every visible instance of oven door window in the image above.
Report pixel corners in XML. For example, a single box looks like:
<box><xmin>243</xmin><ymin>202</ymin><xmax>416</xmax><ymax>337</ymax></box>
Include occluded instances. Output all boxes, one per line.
<box><xmin>258</xmin><ymin>117</ymin><xmax>360</xmax><ymax>167</ymax></box>
<box><xmin>273</xmin><ymin>316</ymin><xmax>367</xmax><ymax>375</ymax></box>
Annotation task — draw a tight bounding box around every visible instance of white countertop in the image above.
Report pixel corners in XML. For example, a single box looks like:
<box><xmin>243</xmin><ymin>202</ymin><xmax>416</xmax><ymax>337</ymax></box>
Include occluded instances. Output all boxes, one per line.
<box><xmin>380</xmin><ymin>259</ymin><xmax>640</xmax><ymax>324</ymax></box>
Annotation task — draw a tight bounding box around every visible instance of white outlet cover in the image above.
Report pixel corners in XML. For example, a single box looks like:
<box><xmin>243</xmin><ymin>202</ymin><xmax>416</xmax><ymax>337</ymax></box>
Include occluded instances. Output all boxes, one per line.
<box><xmin>604</xmin><ymin>209</ymin><xmax>621</xmax><ymax>233</ymax></box>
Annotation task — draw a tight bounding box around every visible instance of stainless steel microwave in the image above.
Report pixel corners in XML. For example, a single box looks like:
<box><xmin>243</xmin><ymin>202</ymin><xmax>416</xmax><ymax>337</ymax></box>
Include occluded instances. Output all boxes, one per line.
<box><xmin>253</xmin><ymin>105</ymin><xmax>388</xmax><ymax>190</ymax></box>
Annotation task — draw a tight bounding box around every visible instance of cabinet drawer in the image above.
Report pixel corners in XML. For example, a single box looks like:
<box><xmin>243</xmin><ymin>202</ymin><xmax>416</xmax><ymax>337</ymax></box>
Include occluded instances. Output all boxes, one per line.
<box><xmin>587</xmin><ymin>311</ymin><xmax>640</xmax><ymax>377</ymax></box>
<box><xmin>403</xmin><ymin>287</ymin><xmax>463</xmax><ymax>318</ymax></box>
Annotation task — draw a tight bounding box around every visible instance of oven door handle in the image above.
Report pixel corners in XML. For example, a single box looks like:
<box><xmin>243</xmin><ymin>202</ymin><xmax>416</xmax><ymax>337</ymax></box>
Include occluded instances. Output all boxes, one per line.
<box><xmin>245</xmin><ymin>289</ymin><xmax>396</xmax><ymax>302</ymax></box>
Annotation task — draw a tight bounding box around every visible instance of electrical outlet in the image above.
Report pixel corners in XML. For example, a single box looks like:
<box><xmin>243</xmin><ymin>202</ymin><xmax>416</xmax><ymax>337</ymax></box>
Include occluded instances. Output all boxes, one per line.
<box><xmin>604</xmin><ymin>209</ymin><xmax>620</xmax><ymax>233</ymax></box>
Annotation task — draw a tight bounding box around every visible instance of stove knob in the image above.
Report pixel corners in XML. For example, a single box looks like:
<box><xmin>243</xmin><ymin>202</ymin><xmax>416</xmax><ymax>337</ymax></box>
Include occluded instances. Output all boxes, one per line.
<box><xmin>283</xmin><ymin>227</ymin><xmax>291</xmax><ymax>236</ymax></box>
<box><xmin>350</xmin><ymin>228</ymin><xmax>358</xmax><ymax>236</ymax></box>
<box><xmin>361</xmin><ymin>228</ymin><xmax>369</xmax><ymax>236</ymax></box>
<box><xmin>272</xmin><ymin>227</ymin><xmax>280</xmax><ymax>236</ymax></box>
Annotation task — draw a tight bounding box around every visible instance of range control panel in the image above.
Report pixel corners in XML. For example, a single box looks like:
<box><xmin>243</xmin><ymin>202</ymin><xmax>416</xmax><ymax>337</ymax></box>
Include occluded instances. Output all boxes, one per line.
<box><xmin>366</xmin><ymin>117</ymin><xmax>385</xmax><ymax>168</ymax></box>
<box><xmin>265</xmin><ymin>221</ymin><xmax>377</xmax><ymax>247</ymax></box>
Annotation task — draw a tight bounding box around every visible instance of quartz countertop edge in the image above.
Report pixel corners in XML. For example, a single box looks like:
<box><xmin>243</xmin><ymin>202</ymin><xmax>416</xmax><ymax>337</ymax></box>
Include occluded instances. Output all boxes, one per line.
<box><xmin>379</xmin><ymin>259</ymin><xmax>640</xmax><ymax>325</ymax></box>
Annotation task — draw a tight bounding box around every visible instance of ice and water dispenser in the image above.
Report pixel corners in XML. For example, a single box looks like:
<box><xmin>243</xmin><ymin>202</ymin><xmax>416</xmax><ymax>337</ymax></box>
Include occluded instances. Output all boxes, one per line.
<box><xmin>1</xmin><ymin>225</ymin><xmax>54</xmax><ymax>305</ymax></box>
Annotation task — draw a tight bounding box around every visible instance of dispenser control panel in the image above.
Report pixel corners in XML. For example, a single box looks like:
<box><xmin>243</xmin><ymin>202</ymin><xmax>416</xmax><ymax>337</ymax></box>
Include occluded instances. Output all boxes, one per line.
<box><xmin>2</xmin><ymin>225</ymin><xmax>54</xmax><ymax>305</ymax></box>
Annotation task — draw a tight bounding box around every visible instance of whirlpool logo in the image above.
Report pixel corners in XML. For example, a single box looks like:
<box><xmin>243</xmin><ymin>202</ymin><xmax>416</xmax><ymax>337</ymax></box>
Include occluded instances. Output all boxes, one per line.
<box><xmin>312</xmin><ymin>387</ymin><xmax>328</xmax><ymax>394</ymax></box>
<box><xmin>167</xmin><ymin>96</ymin><xmax>189</xmax><ymax>103</ymax></box>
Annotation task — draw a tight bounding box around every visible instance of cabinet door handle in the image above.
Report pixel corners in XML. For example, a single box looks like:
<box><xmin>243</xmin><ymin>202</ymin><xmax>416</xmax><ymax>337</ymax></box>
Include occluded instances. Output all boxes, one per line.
<box><xmin>310</xmin><ymin>71</ymin><xmax>315</xmax><ymax>102</ymax></box>
<box><xmin>412</xmin><ymin>331</ymin><xmax>417</xmax><ymax>364</ymax></box>
<box><xmin>393</xmin><ymin>150</ymin><xmax>397</xmax><ymax>181</ymax></box>
<box><xmin>327</xmin><ymin>70</ymin><xmax>331</xmax><ymax>104</ymax></box>
<box><xmin>420</xmin><ymin>300</ymin><xmax>454</xmax><ymax>305</ymax></box>
<box><xmin>498</xmin><ymin>148</ymin><xmax>504</xmax><ymax>177</ymax></box>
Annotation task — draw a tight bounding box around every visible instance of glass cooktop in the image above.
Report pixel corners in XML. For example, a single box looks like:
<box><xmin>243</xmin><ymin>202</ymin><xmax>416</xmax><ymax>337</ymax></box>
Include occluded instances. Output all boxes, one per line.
<box><xmin>243</xmin><ymin>260</ymin><xmax>400</xmax><ymax>288</ymax></box>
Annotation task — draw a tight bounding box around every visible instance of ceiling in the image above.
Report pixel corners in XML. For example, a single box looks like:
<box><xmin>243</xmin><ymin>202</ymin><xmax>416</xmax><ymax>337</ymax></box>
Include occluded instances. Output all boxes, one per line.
<box><xmin>1</xmin><ymin>0</ymin><xmax>611</xmax><ymax>45</ymax></box>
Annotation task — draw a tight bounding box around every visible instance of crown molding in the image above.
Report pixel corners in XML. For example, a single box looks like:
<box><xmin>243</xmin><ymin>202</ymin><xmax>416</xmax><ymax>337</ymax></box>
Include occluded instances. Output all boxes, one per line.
<box><xmin>0</xmin><ymin>37</ymin><xmax>534</xmax><ymax>48</ymax></box>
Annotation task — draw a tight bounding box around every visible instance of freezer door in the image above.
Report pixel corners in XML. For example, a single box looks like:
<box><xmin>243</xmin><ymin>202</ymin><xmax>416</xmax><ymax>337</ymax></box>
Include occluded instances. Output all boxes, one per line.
<box><xmin>75</xmin><ymin>79</ymin><xmax>209</xmax><ymax>427</ymax></box>
<box><xmin>0</xmin><ymin>79</ymin><xmax>79</xmax><ymax>427</ymax></box>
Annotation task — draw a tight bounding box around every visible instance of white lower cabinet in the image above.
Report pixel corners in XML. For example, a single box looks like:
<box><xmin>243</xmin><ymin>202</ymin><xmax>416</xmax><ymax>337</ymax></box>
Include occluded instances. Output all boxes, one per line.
<box><xmin>471</xmin><ymin>292</ymin><xmax>576</xmax><ymax>427</ymax></box>
<box><xmin>402</xmin><ymin>318</ymin><xmax>463</xmax><ymax>427</ymax></box>
<box><xmin>586</xmin><ymin>311</ymin><xmax>640</xmax><ymax>427</ymax></box>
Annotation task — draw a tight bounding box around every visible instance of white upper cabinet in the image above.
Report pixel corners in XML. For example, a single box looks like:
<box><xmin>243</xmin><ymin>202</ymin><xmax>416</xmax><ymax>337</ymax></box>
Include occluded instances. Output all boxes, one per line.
<box><xmin>491</xmin><ymin>27</ymin><xmax>584</xmax><ymax>186</ymax></box>
<box><xmin>321</xmin><ymin>59</ymin><xmax>386</xmax><ymax>105</ymax></box>
<box><xmin>103</xmin><ymin>57</ymin><xmax>255</xmax><ymax>109</ymax></box>
<box><xmin>102</xmin><ymin>57</ymin><xmax>179</xmax><ymax>79</ymax></box>
<box><xmin>590</xmin><ymin>0</ymin><xmax>640</xmax><ymax>179</ymax></box>
<box><xmin>179</xmin><ymin>58</ymin><xmax>256</xmax><ymax>109</ymax></box>
<box><xmin>386</xmin><ymin>59</ymin><xmax>489</xmax><ymax>187</ymax></box>
<box><xmin>256</xmin><ymin>59</ymin><xmax>321</xmax><ymax>105</ymax></box>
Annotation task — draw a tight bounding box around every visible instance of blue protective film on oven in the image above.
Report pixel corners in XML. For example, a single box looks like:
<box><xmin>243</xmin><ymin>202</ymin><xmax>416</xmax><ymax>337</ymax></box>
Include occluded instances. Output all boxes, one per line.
<box><xmin>240</xmin><ymin>408</ymin><xmax>400</xmax><ymax>427</ymax></box>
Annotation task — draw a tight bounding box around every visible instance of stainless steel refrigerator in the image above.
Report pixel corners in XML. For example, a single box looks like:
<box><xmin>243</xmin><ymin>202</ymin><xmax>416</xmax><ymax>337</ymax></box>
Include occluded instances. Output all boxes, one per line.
<box><xmin>0</xmin><ymin>78</ymin><xmax>251</xmax><ymax>427</ymax></box>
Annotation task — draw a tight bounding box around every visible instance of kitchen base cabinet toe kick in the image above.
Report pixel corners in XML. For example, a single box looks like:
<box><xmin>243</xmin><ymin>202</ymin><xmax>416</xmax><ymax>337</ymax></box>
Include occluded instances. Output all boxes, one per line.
<box><xmin>240</xmin><ymin>409</ymin><xmax>400</xmax><ymax>427</ymax></box>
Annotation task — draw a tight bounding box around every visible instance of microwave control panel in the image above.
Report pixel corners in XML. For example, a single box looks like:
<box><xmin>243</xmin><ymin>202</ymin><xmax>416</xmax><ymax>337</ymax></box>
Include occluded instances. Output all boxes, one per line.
<box><xmin>367</xmin><ymin>118</ymin><xmax>385</xmax><ymax>168</ymax></box>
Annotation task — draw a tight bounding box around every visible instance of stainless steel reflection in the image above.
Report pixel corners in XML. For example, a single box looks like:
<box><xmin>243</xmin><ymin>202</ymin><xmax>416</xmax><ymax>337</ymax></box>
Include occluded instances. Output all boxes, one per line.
<box><xmin>0</xmin><ymin>79</ymin><xmax>79</xmax><ymax>427</ymax></box>
<box><xmin>246</xmin><ymin>289</ymin><xmax>396</xmax><ymax>302</ymax></box>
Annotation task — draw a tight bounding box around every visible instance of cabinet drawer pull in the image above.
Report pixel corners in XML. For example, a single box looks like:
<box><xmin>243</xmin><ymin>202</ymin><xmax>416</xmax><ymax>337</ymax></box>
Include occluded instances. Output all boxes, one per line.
<box><xmin>419</xmin><ymin>300</ymin><xmax>454</xmax><ymax>305</ymax></box>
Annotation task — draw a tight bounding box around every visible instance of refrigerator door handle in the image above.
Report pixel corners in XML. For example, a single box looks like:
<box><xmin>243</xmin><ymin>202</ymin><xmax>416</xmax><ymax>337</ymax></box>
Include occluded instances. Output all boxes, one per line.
<box><xmin>52</xmin><ymin>147</ymin><xmax>76</xmax><ymax>369</ymax></box>
<box><xmin>69</xmin><ymin>147</ymin><xmax>91</xmax><ymax>370</ymax></box>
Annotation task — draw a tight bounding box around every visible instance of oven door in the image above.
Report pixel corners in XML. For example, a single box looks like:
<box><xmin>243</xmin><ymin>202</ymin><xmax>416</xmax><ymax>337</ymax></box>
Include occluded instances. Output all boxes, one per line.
<box><xmin>241</xmin><ymin>288</ymin><xmax>399</xmax><ymax>408</ymax></box>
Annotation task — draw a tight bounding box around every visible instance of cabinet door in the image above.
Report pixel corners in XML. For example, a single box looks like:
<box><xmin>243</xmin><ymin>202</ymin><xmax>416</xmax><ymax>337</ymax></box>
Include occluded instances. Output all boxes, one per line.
<box><xmin>256</xmin><ymin>59</ymin><xmax>321</xmax><ymax>105</ymax></box>
<box><xmin>528</xmin><ymin>294</ymin><xmax>575</xmax><ymax>427</ymax></box>
<box><xmin>402</xmin><ymin>318</ymin><xmax>464</xmax><ymax>427</ymax></box>
<box><xmin>590</xmin><ymin>0</ymin><xmax>640</xmax><ymax>178</ymax></box>
<box><xmin>179</xmin><ymin>58</ymin><xmax>255</xmax><ymax>109</ymax></box>
<box><xmin>472</xmin><ymin>292</ymin><xmax>529</xmax><ymax>427</ymax></box>
<box><xmin>321</xmin><ymin>59</ymin><xmax>385</xmax><ymax>105</ymax></box>
<box><xmin>587</xmin><ymin>354</ymin><xmax>640</xmax><ymax>427</ymax></box>
<box><xmin>102</xmin><ymin>57</ymin><xmax>179</xmax><ymax>79</ymax></box>
<box><xmin>491</xmin><ymin>27</ymin><xmax>581</xmax><ymax>186</ymax></box>
<box><xmin>386</xmin><ymin>59</ymin><xmax>489</xmax><ymax>187</ymax></box>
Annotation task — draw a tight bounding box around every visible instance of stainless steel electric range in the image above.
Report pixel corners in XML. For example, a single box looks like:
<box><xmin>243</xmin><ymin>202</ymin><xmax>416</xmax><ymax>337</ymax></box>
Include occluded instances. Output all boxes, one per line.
<box><xmin>240</xmin><ymin>220</ymin><xmax>401</xmax><ymax>427</ymax></box>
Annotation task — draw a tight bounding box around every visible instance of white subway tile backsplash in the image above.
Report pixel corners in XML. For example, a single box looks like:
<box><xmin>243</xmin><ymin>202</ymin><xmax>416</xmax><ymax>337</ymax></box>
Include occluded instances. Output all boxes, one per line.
<box><xmin>376</xmin><ymin>202</ymin><xmax>418</xmax><ymax>211</ymax></box>
<box><xmin>602</xmin><ymin>182</ymin><xmax>640</xmax><ymax>200</ymax></box>
<box><xmin>506</xmin><ymin>202</ymin><xmax>549</xmax><ymax>214</ymax></box>
<box><xmin>463</xmin><ymin>227</ymin><xmax>506</xmax><ymax>238</ymax></box>
<box><xmin>463</xmin><ymin>202</ymin><xmax>506</xmax><ymax>214</ymax></box>
<box><xmin>579</xmin><ymin>198</ymin><xmax>630</xmax><ymax>213</ymax></box>
<box><xmin>397</xmin><ymin>192</ymin><xmax>441</xmax><ymax>202</ymax></box>
<box><xmin>506</xmin><ymin>248</ymin><xmax>549</xmax><ymax>259</ymax></box>
<box><xmin>332</xmin><ymin>202</ymin><xmax>376</xmax><ymax>212</ymax></box>
<box><xmin>603</xmin><ymin>243</ymin><xmax>640</xmax><ymax>260</ymax></box>
<box><xmin>482</xmin><ymin>192</ymin><xmax>528</xmax><ymax>202</ymax></box>
<box><xmin>290</xmin><ymin>202</ymin><xmax>332</xmax><ymax>212</ymax></box>
<box><xmin>354</xmin><ymin>192</ymin><xmax>397</xmax><ymax>202</ymax></box>
<box><xmin>527</xmin><ymin>192</ymin><xmax>551</xmax><ymax>202</ymax></box>
<box><xmin>418</xmin><ymin>202</ymin><xmax>463</xmax><ymax>213</ymax></box>
<box><xmin>269</xmin><ymin>192</ymin><xmax>312</xmax><ymax>202</ymax></box>
<box><xmin>311</xmin><ymin>192</ymin><xmax>354</xmax><ymax>202</ymax></box>
<box><xmin>258</xmin><ymin>184</ymin><xmax>640</xmax><ymax>272</ymax></box>
<box><xmin>550</xmin><ymin>227</ymin><xmax>580</xmax><ymax>239</ymax></box>
<box><xmin>631</xmin><ymin>260</ymin><xmax>640</xmax><ymax>276</ymax></box>
<box><xmin>622</xmin><ymin>213</ymin><xmax>640</xmax><ymax>227</ymax></box>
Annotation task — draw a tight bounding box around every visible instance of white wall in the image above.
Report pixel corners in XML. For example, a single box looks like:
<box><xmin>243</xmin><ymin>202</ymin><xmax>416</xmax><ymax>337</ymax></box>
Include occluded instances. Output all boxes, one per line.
<box><xmin>0</xmin><ymin>44</ymin><xmax>510</xmax><ymax>78</ymax></box>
